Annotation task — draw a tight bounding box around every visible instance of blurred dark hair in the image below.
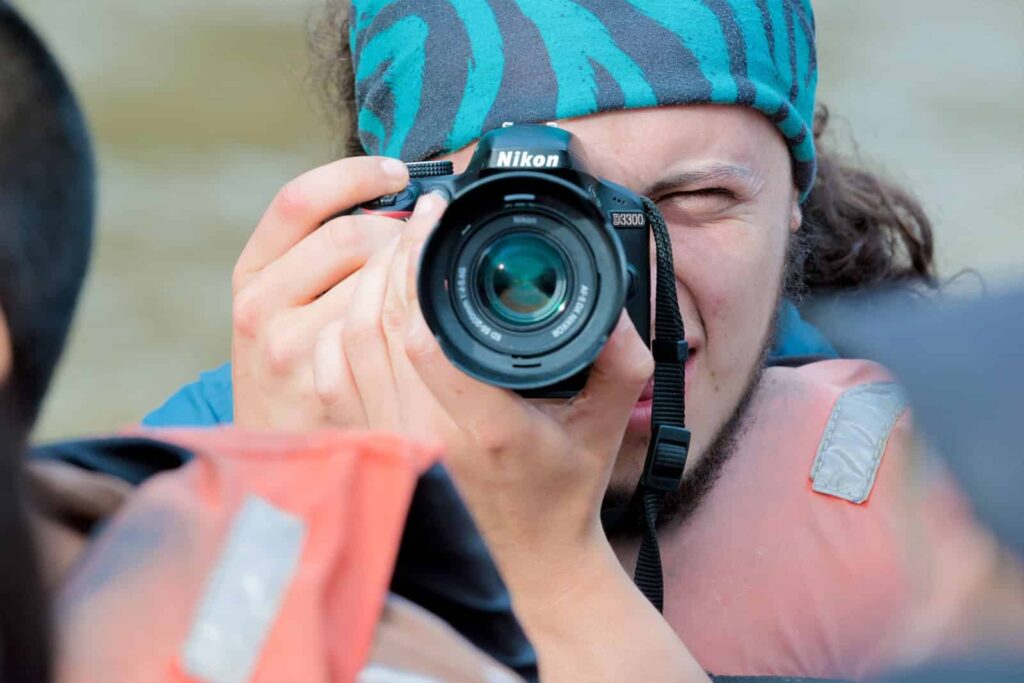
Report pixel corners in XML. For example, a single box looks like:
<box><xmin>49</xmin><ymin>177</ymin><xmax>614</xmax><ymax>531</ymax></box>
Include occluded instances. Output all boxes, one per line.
<box><xmin>308</xmin><ymin>1</ymin><xmax>937</xmax><ymax>295</ymax></box>
<box><xmin>0</xmin><ymin>392</ymin><xmax>51</xmax><ymax>683</ymax></box>
<box><xmin>0</xmin><ymin>5</ymin><xmax>94</xmax><ymax>680</ymax></box>
<box><xmin>0</xmin><ymin>3</ymin><xmax>95</xmax><ymax>429</ymax></box>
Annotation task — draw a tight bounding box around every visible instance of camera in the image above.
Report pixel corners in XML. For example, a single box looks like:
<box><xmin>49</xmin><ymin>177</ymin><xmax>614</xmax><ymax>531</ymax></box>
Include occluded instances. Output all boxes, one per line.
<box><xmin>359</xmin><ymin>124</ymin><xmax>650</xmax><ymax>397</ymax></box>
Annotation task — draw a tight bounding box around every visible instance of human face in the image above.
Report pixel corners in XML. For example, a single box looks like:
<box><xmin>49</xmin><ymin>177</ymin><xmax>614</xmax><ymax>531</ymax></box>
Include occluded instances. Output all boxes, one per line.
<box><xmin>445</xmin><ymin>105</ymin><xmax>801</xmax><ymax>506</ymax></box>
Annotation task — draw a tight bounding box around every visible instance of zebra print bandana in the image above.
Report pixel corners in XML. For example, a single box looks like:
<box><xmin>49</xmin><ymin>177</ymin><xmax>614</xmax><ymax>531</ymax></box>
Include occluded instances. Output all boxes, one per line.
<box><xmin>351</xmin><ymin>0</ymin><xmax>818</xmax><ymax>198</ymax></box>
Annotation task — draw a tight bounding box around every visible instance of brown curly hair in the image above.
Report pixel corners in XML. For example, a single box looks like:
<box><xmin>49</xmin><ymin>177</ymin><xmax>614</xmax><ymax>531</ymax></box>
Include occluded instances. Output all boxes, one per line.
<box><xmin>308</xmin><ymin>1</ymin><xmax>937</xmax><ymax>295</ymax></box>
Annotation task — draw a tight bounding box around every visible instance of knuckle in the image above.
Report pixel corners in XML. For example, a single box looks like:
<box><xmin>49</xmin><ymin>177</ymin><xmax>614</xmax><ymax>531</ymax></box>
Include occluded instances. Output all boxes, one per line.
<box><xmin>314</xmin><ymin>373</ymin><xmax>342</xmax><ymax>405</ymax></box>
<box><xmin>263</xmin><ymin>323</ymin><xmax>301</xmax><ymax>375</ymax></box>
<box><xmin>324</xmin><ymin>217</ymin><xmax>361</xmax><ymax>252</ymax></box>
<box><xmin>380</xmin><ymin>300</ymin><xmax>406</xmax><ymax>337</ymax></box>
<box><xmin>273</xmin><ymin>179</ymin><xmax>309</xmax><ymax>219</ymax></box>
<box><xmin>232</xmin><ymin>286</ymin><xmax>264</xmax><ymax>339</ymax></box>
<box><xmin>472</xmin><ymin>423</ymin><xmax>513</xmax><ymax>457</ymax></box>
<box><xmin>403</xmin><ymin>324</ymin><xmax>436</xmax><ymax>362</ymax></box>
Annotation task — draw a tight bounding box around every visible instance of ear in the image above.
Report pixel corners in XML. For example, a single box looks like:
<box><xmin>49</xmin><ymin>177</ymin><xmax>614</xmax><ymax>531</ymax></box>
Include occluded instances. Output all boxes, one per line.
<box><xmin>0</xmin><ymin>303</ymin><xmax>11</xmax><ymax>383</ymax></box>
<box><xmin>789</xmin><ymin>193</ymin><xmax>803</xmax><ymax>234</ymax></box>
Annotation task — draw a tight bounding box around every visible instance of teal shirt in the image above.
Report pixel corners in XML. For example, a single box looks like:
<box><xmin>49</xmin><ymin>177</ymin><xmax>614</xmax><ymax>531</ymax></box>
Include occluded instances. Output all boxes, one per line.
<box><xmin>143</xmin><ymin>301</ymin><xmax>836</xmax><ymax>428</ymax></box>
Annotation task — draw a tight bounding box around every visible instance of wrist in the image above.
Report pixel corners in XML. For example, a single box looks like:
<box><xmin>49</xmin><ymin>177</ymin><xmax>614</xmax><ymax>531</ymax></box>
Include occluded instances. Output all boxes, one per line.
<box><xmin>500</xmin><ymin>533</ymin><xmax>708</xmax><ymax>683</ymax></box>
<box><xmin>502</xmin><ymin>531</ymin><xmax>620</xmax><ymax>620</ymax></box>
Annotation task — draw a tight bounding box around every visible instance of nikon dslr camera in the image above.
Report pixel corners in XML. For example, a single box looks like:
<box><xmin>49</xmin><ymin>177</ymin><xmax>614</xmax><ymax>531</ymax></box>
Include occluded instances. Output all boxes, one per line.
<box><xmin>359</xmin><ymin>124</ymin><xmax>651</xmax><ymax>397</ymax></box>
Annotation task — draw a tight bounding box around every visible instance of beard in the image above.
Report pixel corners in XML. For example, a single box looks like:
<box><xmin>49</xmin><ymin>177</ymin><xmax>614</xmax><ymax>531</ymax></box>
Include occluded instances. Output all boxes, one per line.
<box><xmin>652</xmin><ymin>337</ymin><xmax>769</xmax><ymax>528</ymax></box>
<box><xmin>598</xmin><ymin>274</ymin><xmax>782</xmax><ymax>536</ymax></box>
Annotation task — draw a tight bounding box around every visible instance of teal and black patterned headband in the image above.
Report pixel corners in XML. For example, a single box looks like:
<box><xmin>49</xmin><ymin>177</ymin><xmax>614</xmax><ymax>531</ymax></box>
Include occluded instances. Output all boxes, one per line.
<box><xmin>351</xmin><ymin>0</ymin><xmax>818</xmax><ymax>198</ymax></box>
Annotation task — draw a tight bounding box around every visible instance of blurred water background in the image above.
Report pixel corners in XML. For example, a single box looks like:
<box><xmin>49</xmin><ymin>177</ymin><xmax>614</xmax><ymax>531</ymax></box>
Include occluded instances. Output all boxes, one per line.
<box><xmin>15</xmin><ymin>0</ymin><xmax>1023</xmax><ymax>441</ymax></box>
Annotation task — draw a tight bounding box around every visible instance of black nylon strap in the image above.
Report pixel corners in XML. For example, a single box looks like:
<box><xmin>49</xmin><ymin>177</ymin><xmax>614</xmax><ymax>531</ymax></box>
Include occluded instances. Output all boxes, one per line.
<box><xmin>631</xmin><ymin>198</ymin><xmax>690</xmax><ymax>611</ymax></box>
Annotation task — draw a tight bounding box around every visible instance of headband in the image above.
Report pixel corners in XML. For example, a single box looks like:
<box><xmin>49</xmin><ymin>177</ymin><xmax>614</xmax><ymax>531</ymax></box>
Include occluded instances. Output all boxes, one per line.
<box><xmin>351</xmin><ymin>0</ymin><xmax>818</xmax><ymax>198</ymax></box>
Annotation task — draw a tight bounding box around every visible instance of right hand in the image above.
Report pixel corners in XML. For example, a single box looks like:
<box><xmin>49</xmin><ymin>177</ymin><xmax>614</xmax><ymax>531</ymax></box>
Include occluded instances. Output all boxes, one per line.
<box><xmin>231</xmin><ymin>156</ymin><xmax>418</xmax><ymax>430</ymax></box>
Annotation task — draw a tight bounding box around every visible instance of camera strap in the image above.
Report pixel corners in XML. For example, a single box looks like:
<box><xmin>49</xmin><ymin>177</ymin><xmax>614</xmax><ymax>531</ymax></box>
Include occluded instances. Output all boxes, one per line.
<box><xmin>632</xmin><ymin>198</ymin><xmax>691</xmax><ymax>612</ymax></box>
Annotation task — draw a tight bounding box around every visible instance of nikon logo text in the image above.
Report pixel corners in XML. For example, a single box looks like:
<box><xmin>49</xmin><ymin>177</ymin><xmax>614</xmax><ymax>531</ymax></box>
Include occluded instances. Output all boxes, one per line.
<box><xmin>495</xmin><ymin>150</ymin><xmax>561</xmax><ymax>169</ymax></box>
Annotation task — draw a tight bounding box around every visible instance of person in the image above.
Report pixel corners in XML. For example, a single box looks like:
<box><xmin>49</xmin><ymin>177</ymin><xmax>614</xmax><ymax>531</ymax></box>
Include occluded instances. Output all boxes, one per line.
<box><xmin>1</xmin><ymin>5</ymin><xmax>536</xmax><ymax>682</ymax></box>
<box><xmin>134</xmin><ymin>0</ymin><xmax>987</xmax><ymax>679</ymax></box>
<box><xmin>0</xmin><ymin>1</ymin><xmax>96</xmax><ymax>678</ymax></box>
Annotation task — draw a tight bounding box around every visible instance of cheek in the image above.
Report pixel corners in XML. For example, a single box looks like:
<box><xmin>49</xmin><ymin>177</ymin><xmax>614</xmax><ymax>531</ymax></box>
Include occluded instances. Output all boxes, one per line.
<box><xmin>673</xmin><ymin>220</ymin><xmax>786</xmax><ymax>364</ymax></box>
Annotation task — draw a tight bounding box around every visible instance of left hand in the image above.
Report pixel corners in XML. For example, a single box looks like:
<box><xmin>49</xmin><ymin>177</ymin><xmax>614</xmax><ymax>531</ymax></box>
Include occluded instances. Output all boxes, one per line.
<box><xmin>314</xmin><ymin>193</ymin><xmax>708</xmax><ymax>682</ymax></box>
<box><xmin>312</xmin><ymin>192</ymin><xmax>653</xmax><ymax>569</ymax></box>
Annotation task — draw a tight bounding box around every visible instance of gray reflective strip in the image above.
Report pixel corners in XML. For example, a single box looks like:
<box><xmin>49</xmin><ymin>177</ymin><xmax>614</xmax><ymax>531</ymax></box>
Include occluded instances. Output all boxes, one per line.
<box><xmin>358</xmin><ymin>665</ymin><xmax>519</xmax><ymax>683</ymax></box>
<box><xmin>810</xmin><ymin>381</ymin><xmax>908</xmax><ymax>504</ymax></box>
<box><xmin>182</xmin><ymin>496</ymin><xmax>306</xmax><ymax>683</ymax></box>
<box><xmin>357</xmin><ymin>667</ymin><xmax>444</xmax><ymax>683</ymax></box>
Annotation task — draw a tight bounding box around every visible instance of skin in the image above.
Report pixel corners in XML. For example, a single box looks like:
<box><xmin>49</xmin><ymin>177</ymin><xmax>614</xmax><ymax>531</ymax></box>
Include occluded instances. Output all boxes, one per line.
<box><xmin>0</xmin><ymin>304</ymin><xmax>10</xmax><ymax>383</ymax></box>
<box><xmin>445</xmin><ymin>106</ymin><xmax>801</xmax><ymax>506</ymax></box>
<box><xmin>231</xmin><ymin>104</ymin><xmax>799</xmax><ymax>681</ymax></box>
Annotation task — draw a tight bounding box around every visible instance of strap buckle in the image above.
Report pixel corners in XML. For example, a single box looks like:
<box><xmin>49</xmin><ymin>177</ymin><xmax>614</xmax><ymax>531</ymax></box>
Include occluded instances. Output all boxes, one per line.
<box><xmin>651</xmin><ymin>339</ymin><xmax>689</xmax><ymax>365</ymax></box>
<box><xmin>642</xmin><ymin>425</ymin><xmax>690</xmax><ymax>493</ymax></box>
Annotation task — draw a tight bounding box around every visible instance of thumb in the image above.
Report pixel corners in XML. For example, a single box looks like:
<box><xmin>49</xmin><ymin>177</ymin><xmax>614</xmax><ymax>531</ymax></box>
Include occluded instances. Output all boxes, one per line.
<box><xmin>565</xmin><ymin>312</ymin><xmax>653</xmax><ymax>447</ymax></box>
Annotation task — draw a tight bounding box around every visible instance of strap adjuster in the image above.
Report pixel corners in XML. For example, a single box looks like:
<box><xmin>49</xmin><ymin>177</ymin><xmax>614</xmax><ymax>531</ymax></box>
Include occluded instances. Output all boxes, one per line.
<box><xmin>642</xmin><ymin>425</ymin><xmax>691</xmax><ymax>493</ymax></box>
<box><xmin>651</xmin><ymin>339</ymin><xmax>689</xmax><ymax>365</ymax></box>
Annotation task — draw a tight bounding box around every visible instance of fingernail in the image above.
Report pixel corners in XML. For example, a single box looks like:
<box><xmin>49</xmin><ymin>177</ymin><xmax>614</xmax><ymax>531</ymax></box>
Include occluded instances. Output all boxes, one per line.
<box><xmin>381</xmin><ymin>157</ymin><xmax>408</xmax><ymax>180</ymax></box>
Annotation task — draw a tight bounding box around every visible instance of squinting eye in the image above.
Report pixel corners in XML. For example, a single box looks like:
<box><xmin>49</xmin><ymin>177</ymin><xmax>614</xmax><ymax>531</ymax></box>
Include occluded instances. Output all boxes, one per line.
<box><xmin>655</xmin><ymin>188</ymin><xmax>739</xmax><ymax>216</ymax></box>
<box><xmin>660</xmin><ymin>188</ymin><xmax>736</xmax><ymax>203</ymax></box>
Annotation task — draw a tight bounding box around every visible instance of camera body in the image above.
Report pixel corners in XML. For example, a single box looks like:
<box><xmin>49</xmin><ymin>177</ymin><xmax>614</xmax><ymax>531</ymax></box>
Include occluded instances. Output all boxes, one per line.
<box><xmin>360</xmin><ymin>124</ymin><xmax>650</xmax><ymax>397</ymax></box>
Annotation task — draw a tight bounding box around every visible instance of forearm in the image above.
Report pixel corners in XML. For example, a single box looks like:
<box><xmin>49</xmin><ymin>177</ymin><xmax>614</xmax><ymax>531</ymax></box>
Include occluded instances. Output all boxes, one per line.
<box><xmin>504</xmin><ymin>539</ymin><xmax>708</xmax><ymax>683</ymax></box>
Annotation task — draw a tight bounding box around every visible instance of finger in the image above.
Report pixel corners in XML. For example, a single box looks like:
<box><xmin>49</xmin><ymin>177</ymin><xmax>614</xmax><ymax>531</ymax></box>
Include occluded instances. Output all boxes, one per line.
<box><xmin>314</xmin><ymin>320</ymin><xmax>368</xmax><ymax>428</ymax></box>
<box><xmin>249</xmin><ymin>214</ymin><xmax>400</xmax><ymax>309</ymax></box>
<box><xmin>343</xmin><ymin>235</ymin><xmax>403</xmax><ymax>431</ymax></box>
<box><xmin>235</xmin><ymin>156</ymin><xmax>409</xmax><ymax>284</ymax></box>
<box><xmin>302</xmin><ymin>267</ymin><xmax>363</xmax><ymax>323</ymax></box>
<box><xmin>401</xmin><ymin>192</ymin><xmax>448</xmax><ymax>305</ymax></box>
<box><xmin>404</xmin><ymin>299</ymin><xmax>531</xmax><ymax>447</ymax></box>
<box><xmin>384</xmin><ymin>193</ymin><xmax>447</xmax><ymax>341</ymax></box>
<box><xmin>561</xmin><ymin>313</ymin><xmax>653</xmax><ymax>448</ymax></box>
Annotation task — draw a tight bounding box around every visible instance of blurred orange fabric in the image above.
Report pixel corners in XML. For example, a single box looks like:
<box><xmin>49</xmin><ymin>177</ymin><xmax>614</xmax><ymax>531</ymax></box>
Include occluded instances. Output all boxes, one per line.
<box><xmin>54</xmin><ymin>428</ymin><xmax>438</xmax><ymax>683</ymax></box>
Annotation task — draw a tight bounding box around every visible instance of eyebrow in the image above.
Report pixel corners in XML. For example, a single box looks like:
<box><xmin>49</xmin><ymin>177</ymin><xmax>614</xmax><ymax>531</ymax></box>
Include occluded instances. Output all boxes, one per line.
<box><xmin>641</xmin><ymin>163</ymin><xmax>760</xmax><ymax>198</ymax></box>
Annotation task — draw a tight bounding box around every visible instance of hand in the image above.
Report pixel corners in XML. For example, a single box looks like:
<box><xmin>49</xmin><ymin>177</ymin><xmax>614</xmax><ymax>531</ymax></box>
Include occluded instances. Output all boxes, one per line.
<box><xmin>232</xmin><ymin>159</ymin><xmax>706</xmax><ymax>680</ymax></box>
<box><xmin>231</xmin><ymin>156</ymin><xmax>427</xmax><ymax>430</ymax></box>
<box><xmin>311</xmin><ymin>190</ymin><xmax>652</xmax><ymax>569</ymax></box>
<box><xmin>310</xmin><ymin>198</ymin><xmax>708</xmax><ymax>681</ymax></box>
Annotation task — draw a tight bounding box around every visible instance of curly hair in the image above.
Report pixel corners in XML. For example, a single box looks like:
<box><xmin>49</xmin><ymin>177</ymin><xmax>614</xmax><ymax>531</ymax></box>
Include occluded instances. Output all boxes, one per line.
<box><xmin>308</xmin><ymin>1</ymin><xmax>937</xmax><ymax>295</ymax></box>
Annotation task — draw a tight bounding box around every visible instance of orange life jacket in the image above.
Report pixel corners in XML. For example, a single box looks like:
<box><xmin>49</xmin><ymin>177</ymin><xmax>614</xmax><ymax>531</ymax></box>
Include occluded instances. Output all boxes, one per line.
<box><xmin>52</xmin><ymin>361</ymin><xmax>992</xmax><ymax>682</ymax></box>
<box><xmin>54</xmin><ymin>429</ymin><xmax>440</xmax><ymax>683</ymax></box>
<box><xmin>661</xmin><ymin>359</ymin><xmax>997</xmax><ymax>679</ymax></box>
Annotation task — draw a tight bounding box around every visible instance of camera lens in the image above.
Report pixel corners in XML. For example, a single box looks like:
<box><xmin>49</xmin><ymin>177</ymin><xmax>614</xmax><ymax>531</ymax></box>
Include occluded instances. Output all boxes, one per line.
<box><xmin>418</xmin><ymin>171</ymin><xmax>633</xmax><ymax>392</ymax></box>
<box><xmin>477</xmin><ymin>232</ymin><xmax>569</xmax><ymax>327</ymax></box>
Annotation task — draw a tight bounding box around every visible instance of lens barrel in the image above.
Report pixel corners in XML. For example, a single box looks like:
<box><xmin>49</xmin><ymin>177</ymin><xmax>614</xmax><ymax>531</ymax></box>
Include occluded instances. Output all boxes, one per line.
<box><xmin>418</xmin><ymin>172</ymin><xmax>628</xmax><ymax>392</ymax></box>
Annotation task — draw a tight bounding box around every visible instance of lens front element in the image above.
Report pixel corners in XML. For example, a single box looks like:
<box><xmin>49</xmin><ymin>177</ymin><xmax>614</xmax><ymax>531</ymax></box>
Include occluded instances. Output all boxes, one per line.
<box><xmin>478</xmin><ymin>233</ymin><xmax>569</xmax><ymax>327</ymax></box>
